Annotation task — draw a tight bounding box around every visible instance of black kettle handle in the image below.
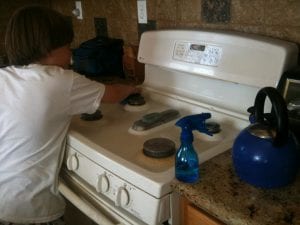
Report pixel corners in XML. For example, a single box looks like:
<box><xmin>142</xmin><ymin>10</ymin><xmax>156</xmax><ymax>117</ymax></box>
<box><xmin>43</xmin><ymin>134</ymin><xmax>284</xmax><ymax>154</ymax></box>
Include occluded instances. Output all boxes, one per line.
<box><xmin>254</xmin><ymin>87</ymin><xmax>289</xmax><ymax>146</ymax></box>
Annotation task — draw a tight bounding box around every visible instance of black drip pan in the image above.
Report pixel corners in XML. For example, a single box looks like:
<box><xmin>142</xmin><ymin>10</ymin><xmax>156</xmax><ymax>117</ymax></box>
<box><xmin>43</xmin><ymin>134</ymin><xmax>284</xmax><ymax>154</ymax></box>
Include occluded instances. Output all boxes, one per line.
<box><xmin>143</xmin><ymin>138</ymin><xmax>176</xmax><ymax>158</ymax></box>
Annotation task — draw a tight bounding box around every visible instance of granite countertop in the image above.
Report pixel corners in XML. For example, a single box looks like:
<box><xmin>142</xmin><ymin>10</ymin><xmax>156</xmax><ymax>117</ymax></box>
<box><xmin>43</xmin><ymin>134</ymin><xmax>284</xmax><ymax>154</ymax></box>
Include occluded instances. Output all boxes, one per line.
<box><xmin>172</xmin><ymin>150</ymin><xmax>300</xmax><ymax>225</ymax></box>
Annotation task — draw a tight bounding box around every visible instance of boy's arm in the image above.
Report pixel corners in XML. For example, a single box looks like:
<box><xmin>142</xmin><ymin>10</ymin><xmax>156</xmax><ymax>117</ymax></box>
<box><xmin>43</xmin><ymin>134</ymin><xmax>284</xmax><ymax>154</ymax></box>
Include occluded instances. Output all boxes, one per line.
<box><xmin>101</xmin><ymin>84</ymin><xmax>140</xmax><ymax>103</ymax></box>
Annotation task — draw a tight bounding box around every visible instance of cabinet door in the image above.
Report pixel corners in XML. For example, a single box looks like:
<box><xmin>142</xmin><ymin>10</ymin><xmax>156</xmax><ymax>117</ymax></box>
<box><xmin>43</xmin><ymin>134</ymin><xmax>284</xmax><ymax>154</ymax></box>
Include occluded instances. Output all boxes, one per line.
<box><xmin>181</xmin><ymin>197</ymin><xmax>224</xmax><ymax>225</ymax></box>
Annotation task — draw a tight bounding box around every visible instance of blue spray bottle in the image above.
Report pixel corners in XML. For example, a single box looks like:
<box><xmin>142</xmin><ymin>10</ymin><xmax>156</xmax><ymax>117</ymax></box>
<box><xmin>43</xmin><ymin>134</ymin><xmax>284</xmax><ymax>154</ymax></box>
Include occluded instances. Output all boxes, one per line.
<box><xmin>175</xmin><ymin>113</ymin><xmax>212</xmax><ymax>183</ymax></box>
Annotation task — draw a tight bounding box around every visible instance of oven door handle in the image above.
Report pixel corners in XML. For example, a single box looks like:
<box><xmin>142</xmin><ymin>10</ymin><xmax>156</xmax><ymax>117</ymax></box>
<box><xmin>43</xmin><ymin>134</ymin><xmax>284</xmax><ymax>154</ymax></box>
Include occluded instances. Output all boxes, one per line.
<box><xmin>58</xmin><ymin>181</ymin><xmax>123</xmax><ymax>225</ymax></box>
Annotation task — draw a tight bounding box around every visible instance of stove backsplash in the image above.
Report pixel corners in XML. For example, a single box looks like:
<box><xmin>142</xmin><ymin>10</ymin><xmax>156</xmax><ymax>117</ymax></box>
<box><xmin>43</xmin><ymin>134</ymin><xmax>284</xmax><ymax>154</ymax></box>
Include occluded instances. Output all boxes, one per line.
<box><xmin>1</xmin><ymin>1</ymin><xmax>300</xmax><ymax>59</ymax></box>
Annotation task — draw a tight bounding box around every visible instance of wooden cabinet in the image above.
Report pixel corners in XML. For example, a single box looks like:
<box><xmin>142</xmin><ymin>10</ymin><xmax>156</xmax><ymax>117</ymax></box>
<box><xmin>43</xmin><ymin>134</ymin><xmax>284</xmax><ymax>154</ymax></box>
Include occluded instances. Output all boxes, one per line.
<box><xmin>180</xmin><ymin>197</ymin><xmax>224</xmax><ymax>225</ymax></box>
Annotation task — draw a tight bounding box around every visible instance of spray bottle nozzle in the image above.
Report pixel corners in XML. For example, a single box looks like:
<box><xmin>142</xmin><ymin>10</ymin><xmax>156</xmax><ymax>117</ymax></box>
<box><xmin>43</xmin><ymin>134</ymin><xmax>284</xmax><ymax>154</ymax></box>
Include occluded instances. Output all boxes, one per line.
<box><xmin>175</xmin><ymin>113</ymin><xmax>212</xmax><ymax>142</ymax></box>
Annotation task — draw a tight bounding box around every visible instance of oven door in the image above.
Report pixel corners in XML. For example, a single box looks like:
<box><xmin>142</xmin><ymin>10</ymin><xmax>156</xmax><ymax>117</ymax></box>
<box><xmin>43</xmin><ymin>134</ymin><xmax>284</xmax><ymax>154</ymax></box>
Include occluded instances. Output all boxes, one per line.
<box><xmin>59</xmin><ymin>171</ymin><xmax>146</xmax><ymax>225</ymax></box>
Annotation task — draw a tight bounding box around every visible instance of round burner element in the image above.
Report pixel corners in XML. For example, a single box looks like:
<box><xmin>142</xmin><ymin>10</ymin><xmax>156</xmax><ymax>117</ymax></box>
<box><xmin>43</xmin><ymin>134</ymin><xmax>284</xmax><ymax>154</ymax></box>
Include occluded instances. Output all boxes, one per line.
<box><xmin>80</xmin><ymin>109</ymin><xmax>103</xmax><ymax>121</ymax></box>
<box><xmin>127</xmin><ymin>94</ymin><xmax>146</xmax><ymax>106</ymax></box>
<box><xmin>121</xmin><ymin>93</ymin><xmax>146</xmax><ymax>106</ymax></box>
<box><xmin>123</xmin><ymin>93</ymin><xmax>149</xmax><ymax>112</ymax></box>
<box><xmin>143</xmin><ymin>138</ymin><xmax>176</xmax><ymax>158</ymax></box>
<box><xmin>206</xmin><ymin>122</ymin><xmax>221</xmax><ymax>133</ymax></box>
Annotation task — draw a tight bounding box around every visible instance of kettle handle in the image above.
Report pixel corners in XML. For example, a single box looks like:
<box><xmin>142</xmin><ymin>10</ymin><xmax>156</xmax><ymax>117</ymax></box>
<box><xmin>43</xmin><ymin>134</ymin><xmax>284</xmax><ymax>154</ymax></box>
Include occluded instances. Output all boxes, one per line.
<box><xmin>254</xmin><ymin>87</ymin><xmax>289</xmax><ymax>146</ymax></box>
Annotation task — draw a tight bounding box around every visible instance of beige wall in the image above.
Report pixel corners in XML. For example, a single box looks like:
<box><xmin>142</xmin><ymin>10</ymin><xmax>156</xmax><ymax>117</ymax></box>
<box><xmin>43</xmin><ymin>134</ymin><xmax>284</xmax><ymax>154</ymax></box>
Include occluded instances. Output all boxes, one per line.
<box><xmin>1</xmin><ymin>0</ymin><xmax>300</xmax><ymax>58</ymax></box>
<box><xmin>50</xmin><ymin>0</ymin><xmax>300</xmax><ymax>50</ymax></box>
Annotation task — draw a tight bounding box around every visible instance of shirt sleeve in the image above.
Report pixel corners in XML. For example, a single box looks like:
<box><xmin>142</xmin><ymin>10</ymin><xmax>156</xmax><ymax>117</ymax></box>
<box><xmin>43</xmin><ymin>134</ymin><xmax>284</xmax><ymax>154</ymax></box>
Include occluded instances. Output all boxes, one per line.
<box><xmin>69</xmin><ymin>72</ymin><xmax>105</xmax><ymax>115</ymax></box>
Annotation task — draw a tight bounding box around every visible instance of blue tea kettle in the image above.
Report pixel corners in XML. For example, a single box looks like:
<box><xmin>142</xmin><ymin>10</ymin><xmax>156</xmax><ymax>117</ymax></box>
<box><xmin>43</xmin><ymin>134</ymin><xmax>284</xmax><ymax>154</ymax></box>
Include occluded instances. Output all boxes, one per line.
<box><xmin>232</xmin><ymin>87</ymin><xmax>300</xmax><ymax>188</ymax></box>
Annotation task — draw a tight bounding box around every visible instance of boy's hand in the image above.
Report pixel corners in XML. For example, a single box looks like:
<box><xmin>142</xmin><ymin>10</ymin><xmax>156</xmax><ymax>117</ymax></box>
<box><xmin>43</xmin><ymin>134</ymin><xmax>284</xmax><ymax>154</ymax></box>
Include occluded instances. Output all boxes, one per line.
<box><xmin>102</xmin><ymin>84</ymin><xmax>141</xmax><ymax>103</ymax></box>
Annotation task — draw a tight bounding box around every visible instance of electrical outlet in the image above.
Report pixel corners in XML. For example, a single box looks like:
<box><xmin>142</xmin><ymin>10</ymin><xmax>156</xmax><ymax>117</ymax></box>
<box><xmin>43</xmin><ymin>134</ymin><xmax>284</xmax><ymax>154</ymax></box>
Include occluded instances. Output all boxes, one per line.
<box><xmin>137</xmin><ymin>0</ymin><xmax>147</xmax><ymax>24</ymax></box>
<box><xmin>73</xmin><ymin>1</ymin><xmax>83</xmax><ymax>20</ymax></box>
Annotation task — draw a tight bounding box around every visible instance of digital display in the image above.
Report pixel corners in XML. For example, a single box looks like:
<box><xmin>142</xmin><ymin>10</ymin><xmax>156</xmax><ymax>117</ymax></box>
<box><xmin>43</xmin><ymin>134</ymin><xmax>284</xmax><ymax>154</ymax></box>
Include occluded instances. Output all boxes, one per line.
<box><xmin>190</xmin><ymin>44</ymin><xmax>205</xmax><ymax>51</ymax></box>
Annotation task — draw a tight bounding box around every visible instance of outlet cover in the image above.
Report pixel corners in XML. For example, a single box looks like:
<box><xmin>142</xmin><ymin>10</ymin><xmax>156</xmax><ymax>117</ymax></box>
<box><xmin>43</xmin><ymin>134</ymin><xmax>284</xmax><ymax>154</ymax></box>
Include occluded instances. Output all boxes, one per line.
<box><xmin>137</xmin><ymin>0</ymin><xmax>147</xmax><ymax>24</ymax></box>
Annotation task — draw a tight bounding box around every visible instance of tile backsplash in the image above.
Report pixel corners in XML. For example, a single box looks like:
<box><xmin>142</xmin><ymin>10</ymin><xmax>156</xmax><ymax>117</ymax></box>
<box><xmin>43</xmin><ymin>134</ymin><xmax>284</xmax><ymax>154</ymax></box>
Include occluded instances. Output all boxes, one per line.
<box><xmin>1</xmin><ymin>0</ymin><xmax>300</xmax><ymax>61</ymax></box>
<box><xmin>202</xmin><ymin>0</ymin><xmax>231</xmax><ymax>23</ymax></box>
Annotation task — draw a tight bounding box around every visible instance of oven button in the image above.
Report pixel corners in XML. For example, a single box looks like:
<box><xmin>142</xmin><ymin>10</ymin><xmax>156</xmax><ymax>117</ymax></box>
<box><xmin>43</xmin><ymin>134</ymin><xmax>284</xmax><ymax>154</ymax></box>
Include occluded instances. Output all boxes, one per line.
<box><xmin>66</xmin><ymin>154</ymin><xmax>79</xmax><ymax>171</ymax></box>
<box><xmin>115</xmin><ymin>186</ymin><xmax>130</xmax><ymax>207</ymax></box>
<box><xmin>96</xmin><ymin>173</ymin><xmax>110</xmax><ymax>193</ymax></box>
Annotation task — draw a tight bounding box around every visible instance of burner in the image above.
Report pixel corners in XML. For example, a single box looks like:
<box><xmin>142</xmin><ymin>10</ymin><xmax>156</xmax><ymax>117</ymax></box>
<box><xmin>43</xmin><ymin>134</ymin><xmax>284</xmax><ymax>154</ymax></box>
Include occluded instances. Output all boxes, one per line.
<box><xmin>206</xmin><ymin>122</ymin><xmax>221</xmax><ymax>133</ymax></box>
<box><xmin>143</xmin><ymin>138</ymin><xmax>176</xmax><ymax>158</ymax></box>
<box><xmin>80</xmin><ymin>109</ymin><xmax>103</xmax><ymax>121</ymax></box>
<box><xmin>127</xmin><ymin>93</ymin><xmax>146</xmax><ymax>106</ymax></box>
<box><xmin>122</xmin><ymin>93</ymin><xmax>149</xmax><ymax>112</ymax></box>
<box><xmin>121</xmin><ymin>93</ymin><xmax>145</xmax><ymax>106</ymax></box>
<box><xmin>194</xmin><ymin>122</ymin><xmax>224</xmax><ymax>142</ymax></box>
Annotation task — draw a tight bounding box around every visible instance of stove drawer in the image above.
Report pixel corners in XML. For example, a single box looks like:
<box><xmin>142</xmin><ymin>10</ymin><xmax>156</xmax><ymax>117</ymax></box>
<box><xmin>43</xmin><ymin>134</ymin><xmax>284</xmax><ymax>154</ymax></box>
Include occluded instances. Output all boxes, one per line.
<box><xmin>62</xmin><ymin>145</ymin><xmax>171</xmax><ymax>225</ymax></box>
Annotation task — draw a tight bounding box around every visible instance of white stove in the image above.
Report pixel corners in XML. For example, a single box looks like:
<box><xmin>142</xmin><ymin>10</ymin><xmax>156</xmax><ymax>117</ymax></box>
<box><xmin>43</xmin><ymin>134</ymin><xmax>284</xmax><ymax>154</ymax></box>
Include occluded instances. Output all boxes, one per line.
<box><xmin>59</xmin><ymin>30</ymin><xmax>298</xmax><ymax>225</ymax></box>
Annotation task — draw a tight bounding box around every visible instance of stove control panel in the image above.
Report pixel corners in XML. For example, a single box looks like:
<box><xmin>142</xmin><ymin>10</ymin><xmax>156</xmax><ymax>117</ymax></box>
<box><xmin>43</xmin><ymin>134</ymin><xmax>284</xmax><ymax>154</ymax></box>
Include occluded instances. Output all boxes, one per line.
<box><xmin>173</xmin><ymin>41</ymin><xmax>222</xmax><ymax>66</ymax></box>
<box><xmin>64</xmin><ymin>146</ymin><xmax>171</xmax><ymax>224</ymax></box>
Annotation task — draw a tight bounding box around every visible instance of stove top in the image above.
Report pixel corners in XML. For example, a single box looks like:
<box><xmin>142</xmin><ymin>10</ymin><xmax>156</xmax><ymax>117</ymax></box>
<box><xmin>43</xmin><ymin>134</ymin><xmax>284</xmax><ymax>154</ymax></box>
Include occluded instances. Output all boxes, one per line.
<box><xmin>67</xmin><ymin>90</ymin><xmax>244</xmax><ymax>198</ymax></box>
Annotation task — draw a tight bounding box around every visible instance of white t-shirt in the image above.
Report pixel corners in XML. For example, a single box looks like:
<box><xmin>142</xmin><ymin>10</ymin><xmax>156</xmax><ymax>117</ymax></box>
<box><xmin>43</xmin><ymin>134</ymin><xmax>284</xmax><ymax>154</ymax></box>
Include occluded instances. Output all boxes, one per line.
<box><xmin>0</xmin><ymin>64</ymin><xmax>105</xmax><ymax>223</ymax></box>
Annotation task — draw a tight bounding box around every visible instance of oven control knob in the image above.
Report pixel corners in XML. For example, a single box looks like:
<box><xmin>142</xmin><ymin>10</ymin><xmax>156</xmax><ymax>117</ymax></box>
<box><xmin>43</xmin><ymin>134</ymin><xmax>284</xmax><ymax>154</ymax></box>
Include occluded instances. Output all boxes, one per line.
<box><xmin>96</xmin><ymin>173</ymin><xmax>110</xmax><ymax>193</ymax></box>
<box><xmin>115</xmin><ymin>186</ymin><xmax>130</xmax><ymax>207</ymax></box>
<box><xmin>66</xmin><ymin>154</ymin><xmax>79</xmax><ymax>171</ymax></box>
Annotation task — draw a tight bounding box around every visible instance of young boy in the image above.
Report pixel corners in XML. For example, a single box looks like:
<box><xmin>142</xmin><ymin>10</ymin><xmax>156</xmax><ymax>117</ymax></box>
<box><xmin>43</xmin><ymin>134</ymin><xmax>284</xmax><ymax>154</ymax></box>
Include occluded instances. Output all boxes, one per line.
<box><xmin>0</xmin><ymin>5</ymin><xmax>138</xmax><ymax>225</ymax></box>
